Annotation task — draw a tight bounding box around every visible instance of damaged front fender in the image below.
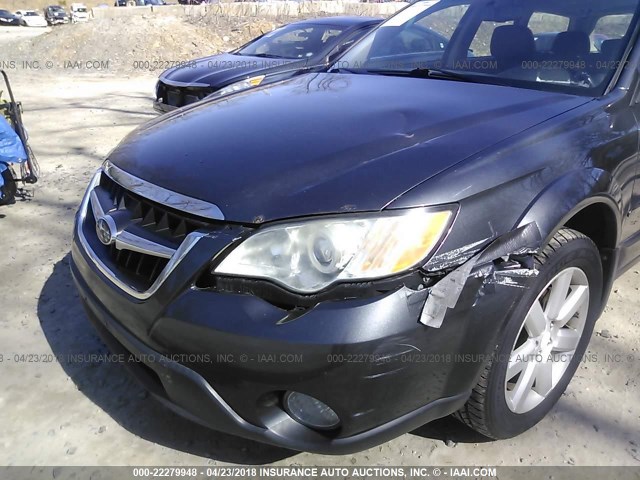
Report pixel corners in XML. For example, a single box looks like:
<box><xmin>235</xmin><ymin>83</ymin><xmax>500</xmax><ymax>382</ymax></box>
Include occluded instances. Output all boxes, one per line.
<box><xmin>420</xmin><ymin>222</ymin><xmax>542</xmax><ymax>328</ymax></box>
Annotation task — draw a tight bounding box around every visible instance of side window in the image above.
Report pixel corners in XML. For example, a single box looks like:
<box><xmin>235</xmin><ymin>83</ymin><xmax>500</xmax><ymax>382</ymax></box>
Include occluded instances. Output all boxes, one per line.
<box><xmin>364</xmin><ymin>4</ymin><xmax>469</xmax><ymax>60</ymax></box>
<box><xmin>393</xmin><ymin>26</ymin><xmax>447</xmax><ymax>54</ymax></box>
<box><xmin>350</xmin><ymin>27</ymin><xmax>373</xmax><ymax>44</ymax></box>
<box><xmin>470</xmin><ymin>21</ymin><xmax>514</xmax><ymax>57</ymax></box>
<box><xmin>528</xmin><ymin>13</ymin><xmax>570</xmax><ymax>53</ymax></box>
<box><xmin>328</xmin><ymin>28</ymin><xmax>370</xmax><ymax>61</ymax></box>
<box><xmin>342</xmin><ymin>27</ymin><xmax>374</xmax><ymax>49</ymax></box>
<box><xmin>592</xmin><ymin>14</ymin><xmax>634</xmax><ymax>52</ymax></box>
<box><xmin>414</xmin><ymin>5</ymin><xmax>470</xmax><ymax>42</ymax></box>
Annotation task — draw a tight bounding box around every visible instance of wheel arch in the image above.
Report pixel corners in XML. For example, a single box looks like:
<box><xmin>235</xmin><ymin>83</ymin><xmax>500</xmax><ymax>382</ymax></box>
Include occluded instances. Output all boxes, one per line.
<box><xmin>516</xmin><ymin>168</ymin><xmax>623</xmax><ymax>312</ymax></box>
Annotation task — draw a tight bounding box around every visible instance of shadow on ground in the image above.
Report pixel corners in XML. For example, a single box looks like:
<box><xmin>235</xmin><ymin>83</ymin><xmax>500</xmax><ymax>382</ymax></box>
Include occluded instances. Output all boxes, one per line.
<box><xmin>411</xmin><ymin>417</ymin><xmax>492</xmax><ymax>444</ymax></box>
<box><xmin>38</xmin><ymin>254</ymin><xmax>295</xmax><ymax>464</ymax></box>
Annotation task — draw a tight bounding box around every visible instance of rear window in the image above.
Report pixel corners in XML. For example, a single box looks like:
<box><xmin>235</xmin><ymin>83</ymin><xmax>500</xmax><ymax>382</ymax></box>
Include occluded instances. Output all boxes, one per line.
<box><xmin>592</xmin><ymin>14</ymin><xmax>635</xmax><ymax>52</ymax></box>
<box><xmin>528</xmin><ymin>13</ymin><xmax>570</xmax><ymax>34</ymax></box>
<box><xmin>594</xmin><ymin>14</ymin><xmax>635</xmax><ymax>38</ymax></box>
<box><xmin>529</xmin><ymin>13</ymin><xmax>570</xmax><ymax>53</ymax></box>
<box><xmin>470</xmin><ymin>20</ymin><xmax>514</xmax><ymax>57</ymax></box>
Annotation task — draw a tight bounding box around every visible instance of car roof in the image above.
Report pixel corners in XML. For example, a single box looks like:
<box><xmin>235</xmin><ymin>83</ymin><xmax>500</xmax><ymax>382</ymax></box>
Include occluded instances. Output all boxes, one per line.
<box><xmin>435</xmin><ymin>0</ymin><xmax>639</xmax><ymax>17</ymax></box>
<box><xmin>291</xmin><ymin>16</ymin><xmax>383</xmax><ymax>28</ymax></box>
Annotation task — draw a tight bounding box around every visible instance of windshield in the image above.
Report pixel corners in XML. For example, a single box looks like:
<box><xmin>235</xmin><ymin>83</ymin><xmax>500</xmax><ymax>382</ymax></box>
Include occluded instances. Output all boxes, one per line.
<box><xmin>25</xmin><ymin>11</ymin><xmax>39</xmax><ymax>16</ymax></box>
<box><xmin>238</xmin><ymin>24</ymin><xmax>347</xmax><ymax>59</ymax></box>
<box><xmin>76</xmin><ymin>7</ymin><xmax>87</xmax><ymax>12</ymax></box>
<box><xmin>337</xmin><ymin>0</ymin><xmax>640</xmax><ymax>96</ymax></box>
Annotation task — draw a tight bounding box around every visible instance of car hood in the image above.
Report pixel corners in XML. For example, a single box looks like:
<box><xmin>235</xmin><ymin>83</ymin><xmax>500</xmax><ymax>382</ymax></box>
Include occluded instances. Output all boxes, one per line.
<box><xmin>160</xmin><ymin>53</ymin><xmax>303</xmax><ymax>88</ymax></box>
<box><xmin>109</xmin><ymin>72</ymin><xmax>590</xmax><ymax>224</ymax></box>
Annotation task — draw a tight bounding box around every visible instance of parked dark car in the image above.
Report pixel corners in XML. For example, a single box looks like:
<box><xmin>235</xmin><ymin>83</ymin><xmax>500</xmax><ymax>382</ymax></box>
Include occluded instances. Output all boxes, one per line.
<box><xmin>114</xmin><ymin>0</ymin><xmax>147</xmax><ymax>6</ymax></box>
<box><xmin>73</xmin><ymin>0</ymin><xmax>640</xmax><ymax>454</ymax></box>
<box><xmin>0</xmin><ymin>9</ymin><xmax>20</xmax><ymax>26</ymax></box>
<box><xmin>44</xmin><ymin>5</ymin><xmax>69</xmax><ymax>25</ymax></box>
<box><xmin>154</xmin><ymin>16</ymin><xmax>383</xmax><ymax>112</ymax></box>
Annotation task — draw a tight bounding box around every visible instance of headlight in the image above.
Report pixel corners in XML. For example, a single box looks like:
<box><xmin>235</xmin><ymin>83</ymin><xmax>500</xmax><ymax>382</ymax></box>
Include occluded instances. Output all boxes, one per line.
<box><xmin>214</xmin><ymin>208</ymin><xmax>454</xmax><ymax>294</ymax></box>
<box><xmin>216</xmin><ymin>75</ymin><xmax>266</xmax><ymax>97</ymax></box>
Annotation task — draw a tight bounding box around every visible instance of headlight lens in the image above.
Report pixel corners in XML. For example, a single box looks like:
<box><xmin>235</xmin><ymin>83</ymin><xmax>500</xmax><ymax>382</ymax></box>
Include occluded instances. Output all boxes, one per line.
<box><xmin>214</xmin><ymin>208</ymin><xmax>454</xmax><ymax>293</ymax></box>
<box><xmin>216</xmin><ymin>75</ymin><xmax>266</xmax><ymax>97</ymax></box>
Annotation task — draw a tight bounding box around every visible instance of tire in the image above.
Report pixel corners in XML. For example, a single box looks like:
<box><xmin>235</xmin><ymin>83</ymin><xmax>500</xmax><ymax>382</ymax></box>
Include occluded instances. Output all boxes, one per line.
<box><xmin>0</xmin><ymin>167</ymin><xmax>17</xmax><ymax>206</ymax></box>
<box><xmin>454</xmin><ymin>228</ymin><xmax>603</xmax><ymax>439</ymax></box>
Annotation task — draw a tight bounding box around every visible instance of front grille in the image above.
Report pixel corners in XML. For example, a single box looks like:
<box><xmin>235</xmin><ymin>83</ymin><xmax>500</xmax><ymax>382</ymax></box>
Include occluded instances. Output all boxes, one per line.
<box><xmin>85</xmin><ymin>172</ymin><xmax>220</xmax><ymax>291</ymax></box>
<box><xmin>83</xmin><ymin>204</ymin><xmax>170</xmax><ymax>291</ymax></box>
<box><xmin>158</xmin><ymin>82</ymin><xmax>213</xmax><ymax>109</ymax></box>
<box><xmin>100</xmin><ymin>173</ymin><xmax>211</xmax><ymax>247</ymax></box>
<box><xmin>79</xmin><ymin>166</ymin><xmax>245</xmax><ymax>298</ymax></box>
<box><xmin>107</xmin><ymin>243</ymin><xmax>169</xmax><ymax>289</ymax></box>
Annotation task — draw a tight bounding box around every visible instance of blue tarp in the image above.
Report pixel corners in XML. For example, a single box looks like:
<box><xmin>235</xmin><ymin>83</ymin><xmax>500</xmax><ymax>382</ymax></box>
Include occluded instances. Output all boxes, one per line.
<box><xmin>0</xmin><ymin>115</ymin><xmax>27</xmax><ymax>195</ymax></box>
<box><xmin>0</xmin><ymin>115</ymin><xmax>26</xmax><ymax>163</ymax></box>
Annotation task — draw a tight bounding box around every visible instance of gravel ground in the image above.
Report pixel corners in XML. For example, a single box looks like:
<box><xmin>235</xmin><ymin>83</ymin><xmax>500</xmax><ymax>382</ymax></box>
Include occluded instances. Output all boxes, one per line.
<box><xmin>0</xmin><ymin>29</ymin><xmax>639</xmax><ymax>468</ymax></box>
<box><xmin>0</xmin><ymin>15</ymin><xmax>304</xmax><ymax>75</ymax></box>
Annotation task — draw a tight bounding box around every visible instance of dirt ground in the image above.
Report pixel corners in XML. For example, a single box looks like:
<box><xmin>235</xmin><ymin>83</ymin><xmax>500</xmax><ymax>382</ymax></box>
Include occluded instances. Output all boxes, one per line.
<box><xmin>0</xmin><ymin>22</ymin><xmax>639</xmax><ymax>468</ymax></box>
<box><xmin>1</xmin><ymin>15</ymin><xmax>287</xmax><ymax>74</ymax></box>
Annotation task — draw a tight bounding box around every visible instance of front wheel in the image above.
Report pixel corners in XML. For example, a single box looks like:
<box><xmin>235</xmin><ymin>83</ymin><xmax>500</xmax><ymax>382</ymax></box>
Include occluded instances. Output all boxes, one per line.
<box><xmin>455</xmin><ymin>228</ymin><xmax>603</xmax><ymax>439</ymax></box>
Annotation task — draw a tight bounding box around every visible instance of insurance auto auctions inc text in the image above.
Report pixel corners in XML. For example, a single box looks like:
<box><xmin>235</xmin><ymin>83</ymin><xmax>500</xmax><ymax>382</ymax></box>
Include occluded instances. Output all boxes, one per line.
<box><xmin>254</xmin><ymin>466</ymin><xmax>498</xmax><ymax>478</ymax></box>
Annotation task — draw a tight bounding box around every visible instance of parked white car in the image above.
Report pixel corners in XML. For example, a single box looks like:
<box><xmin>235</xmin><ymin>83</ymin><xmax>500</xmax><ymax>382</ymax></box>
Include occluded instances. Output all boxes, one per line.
<box><xmin>14</xmin><ymin>10</ymin><xmax>48</xmax><ymax>27</ymax></box>
<box><xmin>70</xmin><ymin>3</ymin><xmax>89</xmax><ymax>23</ymax></box>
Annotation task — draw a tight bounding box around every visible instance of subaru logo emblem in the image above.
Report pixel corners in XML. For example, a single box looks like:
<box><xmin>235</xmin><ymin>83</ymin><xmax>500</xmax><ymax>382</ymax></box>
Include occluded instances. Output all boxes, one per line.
<box><xmin>96</xmin><ymin>216</ymin><xmax>117</xmax><ymax>246</ymax></box>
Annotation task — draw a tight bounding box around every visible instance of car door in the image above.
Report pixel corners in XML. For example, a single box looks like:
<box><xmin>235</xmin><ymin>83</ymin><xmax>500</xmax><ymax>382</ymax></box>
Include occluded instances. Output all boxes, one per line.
<box><xmin>620</xmin><ymin>77</ymin><xmax>640</xmax><ymax>269</ymax></box>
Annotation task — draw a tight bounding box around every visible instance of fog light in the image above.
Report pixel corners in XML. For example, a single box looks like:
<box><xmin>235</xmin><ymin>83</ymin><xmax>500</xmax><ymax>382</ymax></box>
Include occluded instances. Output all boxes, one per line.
<box><xmin>284</xmin><ymin>392</ymin><xmax>340</xmax><ymax>430</ymax></box>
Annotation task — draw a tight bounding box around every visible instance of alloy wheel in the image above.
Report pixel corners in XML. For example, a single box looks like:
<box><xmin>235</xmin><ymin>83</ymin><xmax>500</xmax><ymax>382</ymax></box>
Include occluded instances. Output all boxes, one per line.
<box><xmin>505</xmin><ymin>267</ymin><xmax>590</xmax><ymax>414</ymax></box>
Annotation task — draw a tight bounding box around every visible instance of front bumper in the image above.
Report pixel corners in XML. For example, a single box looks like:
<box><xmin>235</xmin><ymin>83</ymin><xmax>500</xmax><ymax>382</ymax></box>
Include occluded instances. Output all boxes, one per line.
<box><xmin>74</xmin><ymin>267</ymin><xmax>470</xmax><ymax>454</ymax></box>
<box><xmin>71</xmin><ymin>224</ymin><xmax>525</xmax><ymax>453</ymax></box>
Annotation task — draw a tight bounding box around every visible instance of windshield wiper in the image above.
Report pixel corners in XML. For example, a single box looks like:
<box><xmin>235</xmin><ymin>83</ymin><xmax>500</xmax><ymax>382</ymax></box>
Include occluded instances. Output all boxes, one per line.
<box><xmin>330</xmin><ymin>66</ymin><xmax>481</xmax><ymax>83</ymax></box>
<box><xmin>250</xmin><ymin>53</ymin><xmax>288</xmax><ymax>59</ymax></box>
<box><xmin>410</xmin><ymin>68</ymin><xmax>479</xmax><ymax>83</ymax></box>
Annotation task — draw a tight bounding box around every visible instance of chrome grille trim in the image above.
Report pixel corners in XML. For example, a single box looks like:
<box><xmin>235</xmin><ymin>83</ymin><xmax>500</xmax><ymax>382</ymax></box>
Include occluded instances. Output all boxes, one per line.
<box><xmin>103</xmin><ymin>160</ymin><xmax>225</xmax><ymax>221</ymax></box>
<box><xmin>77</xmin><ymin>169</ymin><xmax>207</xmax><ymax>300</ymax></box>
<box><xmin>89</xmin><ymin>190</ymin><xmax>176</xmax><ymax>259</ymax></box>
<box><xmin>114</xmin><ymin>231</ymin><xmax>176</xmax><ymax>260</ymax></box>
